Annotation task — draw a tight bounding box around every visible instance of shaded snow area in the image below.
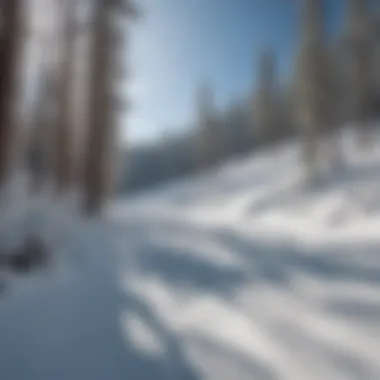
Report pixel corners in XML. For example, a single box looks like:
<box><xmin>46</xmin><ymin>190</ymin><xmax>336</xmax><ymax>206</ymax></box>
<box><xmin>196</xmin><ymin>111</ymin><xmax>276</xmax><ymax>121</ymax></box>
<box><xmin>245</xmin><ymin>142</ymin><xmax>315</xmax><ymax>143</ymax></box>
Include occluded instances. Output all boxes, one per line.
<box><xmin>2</xmin><ymin>131</ymin><xmax>380</xmax><ymax>380</ymax></box>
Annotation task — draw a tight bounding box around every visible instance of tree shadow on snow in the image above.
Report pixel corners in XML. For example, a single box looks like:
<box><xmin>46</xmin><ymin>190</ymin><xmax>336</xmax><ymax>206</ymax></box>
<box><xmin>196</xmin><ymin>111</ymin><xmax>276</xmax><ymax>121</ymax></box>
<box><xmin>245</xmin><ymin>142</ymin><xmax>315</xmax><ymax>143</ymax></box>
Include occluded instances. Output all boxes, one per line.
<box><xmin>244</xmin><ymin>159</ymin><xmax>380</xmax><ymax>216</ymax></box>
<box><xmin>137</xmin><ymin>241</ymin><xmax>247</xmax><ymax>297</ymax></box>
<box><xmin>121</xmin><ymin>290</ymin><xmax>204</xmax><ymax>380</ymax></box>
<box><xmin>214</xmin><ymin>229</ymin><xmax>380</xmax><ymax>288</ymax></box>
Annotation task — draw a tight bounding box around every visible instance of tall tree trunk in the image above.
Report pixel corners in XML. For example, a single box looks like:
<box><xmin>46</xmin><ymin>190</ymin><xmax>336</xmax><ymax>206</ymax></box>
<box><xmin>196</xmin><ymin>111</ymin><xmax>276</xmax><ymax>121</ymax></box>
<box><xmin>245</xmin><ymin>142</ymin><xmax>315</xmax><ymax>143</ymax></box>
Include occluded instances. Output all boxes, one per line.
<box><xmin>54</xmin><ymin>0</ymin><xmax>77</xmax><ymax>194</ymax></box>
<box><xmin>82</xmin><ymin>0</ymin><xmax>137</xmax><ymax>215</ymax></box>
<box><xmin>27</xmin><ymin>70</ymin><xmax>55</xmax><ymax>193</ymax></box>
<box><xmin>294</xmin><ymin>0</ymin><xmax>332</xmax><ymax>180</ymax></box>
<box><xmin>345</xmin><ymin>0</ymin><xmax>373</xmax><ymax>149</ymax></box>
<box><xmin>0</xmin><ymin>0</ymin><xmax>23</xmax><ymax>188</ymax></box>
<box><xmin>254</xmin><ymin>50</ymin><xmax>278</xmax><ymax>146</ymax></box>
<box><xmin>196</xmin><ymin>82</ymin><xmax>221</xmax><ymax>171</ymax></box>
<box><xmin>82</xmin><ymin>0</ymin><xmax>114</xmax><ymax>215</ymax></box>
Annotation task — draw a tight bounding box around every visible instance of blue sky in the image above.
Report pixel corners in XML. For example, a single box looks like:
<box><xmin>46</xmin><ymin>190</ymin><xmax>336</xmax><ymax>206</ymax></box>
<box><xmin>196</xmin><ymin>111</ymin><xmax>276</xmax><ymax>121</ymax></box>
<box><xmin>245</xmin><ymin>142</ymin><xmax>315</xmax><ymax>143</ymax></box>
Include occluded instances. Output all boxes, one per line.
<box><xmin>125</xmin><ymin>0</ymin><xmax>346</xmax><ymax>144</ymax></box>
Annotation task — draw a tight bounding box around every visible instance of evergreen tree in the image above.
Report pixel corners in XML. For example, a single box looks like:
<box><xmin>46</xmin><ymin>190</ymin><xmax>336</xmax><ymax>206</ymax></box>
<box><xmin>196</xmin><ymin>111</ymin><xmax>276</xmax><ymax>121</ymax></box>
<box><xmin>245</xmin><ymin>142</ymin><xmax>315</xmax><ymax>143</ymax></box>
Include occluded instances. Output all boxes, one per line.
<box><xmin>0</xmin><ymin>0</ymin><xmax>24</xmax><ymax>189</ymax></box>
<box><xmin>325</xmin><ymin>41</ymin><xmax>346</xmax><ymax>168</ymax></box>
<box><xmin>223</xmin><ymin>99</ymin><xmax>253</xmax><ymax>157</ymax></box>
<box><xmin>82</xmin><ymin>0</ymin><xmax>139</xmax><ymax>215</ymax></box>
<box><xmin>343</xmin><ymin>0</ymin><xmax>374</xmax><ymax>147</ymax></box>
<box><xmin>276</xmin><ymin>83</ymin><xmax>296</xmax><ymax>141</ymax></box>
<box><xmin>370</xmin><ymin>8</ymin><xmax>380</xmax><ymax>120</ymax></box>
<box><xmin>53</xmin><ymin>0</ymin><xmax>78</xmax><ymax>194</ymax></box>
<box><xmin>253</xmin><ymin>50</ymin><xmax>279</xmax><ymax>146</ymax></box>
<box><xmin>293</xmin><ymin>0</ymin><xmax>335</xmax><ymax>177</ymax></box>
<box><xmin>27</xmin><ymin>70</ymin><xmax>56</xmax><ymax>193</ymax></box>
<box><xmin>195</xmin><ymin>82</ymin><xmax>222</xmax><ymax>170</ymax></box>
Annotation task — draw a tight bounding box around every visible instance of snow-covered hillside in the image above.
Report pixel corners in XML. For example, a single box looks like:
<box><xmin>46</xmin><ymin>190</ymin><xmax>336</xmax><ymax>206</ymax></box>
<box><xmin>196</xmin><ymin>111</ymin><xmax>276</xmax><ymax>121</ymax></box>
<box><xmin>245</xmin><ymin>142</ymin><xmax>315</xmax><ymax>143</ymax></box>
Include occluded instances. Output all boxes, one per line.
<box><xmin>1</xmin><ymin>130</ymin><xmax>380</xmax><ymax>380</ymax></box>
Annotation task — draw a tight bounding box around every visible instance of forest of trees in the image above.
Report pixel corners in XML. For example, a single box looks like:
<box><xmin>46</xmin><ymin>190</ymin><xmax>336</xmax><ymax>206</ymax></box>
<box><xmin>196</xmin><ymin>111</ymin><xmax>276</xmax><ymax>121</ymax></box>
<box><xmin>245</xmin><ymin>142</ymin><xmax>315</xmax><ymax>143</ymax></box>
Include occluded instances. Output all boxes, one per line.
<box><xmin>122</xmin><ymin>0</ymin><xmax>380</xmax><ymax>194</ymax></box>
<box><xmin>0</xmin><ymin>0</ymin><xmax>139</xmax><ymax>274</ymax></box>
<box><xmin>0</xmin><ymin>0</ymin><xmax>380</xmax><ymax>274</ymax></box>
<box><xmin>0</xmin><ymin>0</ymin><xmax>138</xmax><ymax>215</ymax></box>
<box><xmin>1</xmin><ymin>0</ymin><xmax>380</xmax><ymax>202</ymax></box>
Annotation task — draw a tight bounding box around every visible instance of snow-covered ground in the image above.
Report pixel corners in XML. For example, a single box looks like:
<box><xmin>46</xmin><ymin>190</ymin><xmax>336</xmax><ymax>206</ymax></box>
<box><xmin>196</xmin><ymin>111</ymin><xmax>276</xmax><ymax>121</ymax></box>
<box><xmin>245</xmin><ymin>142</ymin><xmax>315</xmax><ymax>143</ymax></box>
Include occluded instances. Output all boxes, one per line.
<box><xmin>1</xmin><ymin>130</ymin><xmax>380</xmax><ymax>380</ymax></box>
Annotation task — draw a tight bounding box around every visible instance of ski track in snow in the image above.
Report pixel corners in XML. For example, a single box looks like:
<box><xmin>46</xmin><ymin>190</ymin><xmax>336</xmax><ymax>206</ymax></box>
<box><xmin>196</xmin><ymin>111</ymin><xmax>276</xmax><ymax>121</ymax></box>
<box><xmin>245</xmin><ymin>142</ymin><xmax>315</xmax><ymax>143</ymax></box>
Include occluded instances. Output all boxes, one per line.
<box><xmin>1</xmin><ymin>131</ymin><xmax>380</xmax><ymax>380</ymax></box>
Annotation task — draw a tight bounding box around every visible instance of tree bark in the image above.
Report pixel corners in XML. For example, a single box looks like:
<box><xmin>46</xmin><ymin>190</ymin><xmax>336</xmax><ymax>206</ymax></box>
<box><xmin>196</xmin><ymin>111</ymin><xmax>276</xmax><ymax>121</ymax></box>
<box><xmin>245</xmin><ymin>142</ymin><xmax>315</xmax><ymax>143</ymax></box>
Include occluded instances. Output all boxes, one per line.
<box><xmin>0</xmin><ymin>0</ymin><xmax>23</xmax><ymax>188</ymax></box>
<box><xmin>54</xmin><ymin>0</ymin><xmax>77</xmax><ymax>194</ymax></box>
<box><xmin>82</xmin><ymin>0</ymin><xmax>114</xmax><ymax>215</ymax></box>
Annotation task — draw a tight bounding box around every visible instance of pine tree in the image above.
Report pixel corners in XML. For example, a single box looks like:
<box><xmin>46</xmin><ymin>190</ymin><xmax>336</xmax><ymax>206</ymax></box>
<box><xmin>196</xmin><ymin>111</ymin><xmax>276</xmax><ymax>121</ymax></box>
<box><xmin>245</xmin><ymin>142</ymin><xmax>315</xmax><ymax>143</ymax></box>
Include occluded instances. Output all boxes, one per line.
<box><xmin>276</xmin><ymin>83</ymin><xmax>296</xmax><ymax>141</ymax></box>
<box><xmin>53</xmin><ymin>0</ymin><xmax>78</xmax><ymax>194</ymax></box>
<box><xmin>196</xmin><ymin>82</ymin><xmax>222</xmax><ymax>170</ymax></box>
<box><xmin>324</xmin><ymin>41</ymin><xmax>345</xmax><ymax>168</ymax></box>
<box><xmin>82</xmin><ymin>0</ymin><xmax>138</xmax><ymax>215</ymax></box>
<box><xmin>0</xmin><ymin>0</ymin><xmax>24</xmax><ymax>189</ymax></box>
<box><xmin>253</xmin><ymin>50</ymin><xmax>279</xmax><ymax>146</ymax></box>
<box><xmin>224</xmin><ymin>99</ymin><xmax>253</xmax><ymax>157</ymax></box>
<box><xmin>293</xmin><ymin>0</ymin><xmax>334</xmax><ymax>178</ymax></box>
<box><xmin>343</xmin><ymin>0</ymin><xmax>374</xmax><ymax>147</ymax></box>
<box><xmin>370</xmin><ymin>8</ymin><xmax>380</xmax><ymax>120</ymax></box>
<box><xmin>27</xmin><ymin>71</ymin><xmax>55</xmax><ymax>193</ymax></box>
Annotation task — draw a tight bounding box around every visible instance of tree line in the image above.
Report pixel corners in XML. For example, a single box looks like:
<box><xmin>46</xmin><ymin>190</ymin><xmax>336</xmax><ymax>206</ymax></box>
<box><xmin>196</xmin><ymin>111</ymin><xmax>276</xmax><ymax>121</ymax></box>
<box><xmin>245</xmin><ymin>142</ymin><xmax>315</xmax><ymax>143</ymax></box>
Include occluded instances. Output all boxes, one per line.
<box><xmin>198</xmin><ymin>0</ymin><xmax>380</xmax><ymax>179</ymax></box>
<box><xmin>1</xmin><ymin>0</ymin><xmax>380</xmax><ymax>208</ymax></box>
<box><xmin>0</xmin><ymin>0</ymin><xmax>139</xmax><ymax>216</ymax></box>
<box><xmin>123</xmin><ymin>0</ymin><xmax>380</xmax><ymax>194</ymax></box>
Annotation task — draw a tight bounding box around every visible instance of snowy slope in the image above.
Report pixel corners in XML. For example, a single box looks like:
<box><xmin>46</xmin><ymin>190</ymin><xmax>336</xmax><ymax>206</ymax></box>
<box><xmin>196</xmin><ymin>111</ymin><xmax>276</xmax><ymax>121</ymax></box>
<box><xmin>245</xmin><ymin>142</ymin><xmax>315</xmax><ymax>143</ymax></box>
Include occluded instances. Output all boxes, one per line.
<box><xmin>1</xmin><ymin>130</ymin><xmax>380</xmax><ymax>380</ymax></box>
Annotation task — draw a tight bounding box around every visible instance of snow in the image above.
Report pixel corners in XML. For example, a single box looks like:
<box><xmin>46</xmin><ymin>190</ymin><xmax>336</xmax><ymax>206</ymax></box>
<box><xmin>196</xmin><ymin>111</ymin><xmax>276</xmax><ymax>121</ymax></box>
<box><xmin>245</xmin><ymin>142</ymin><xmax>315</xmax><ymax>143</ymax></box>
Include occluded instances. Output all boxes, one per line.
<box><xmin>1</xmin><ymin>129</ymin><xmax>380</xmax><ymax>379</ymax></box>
